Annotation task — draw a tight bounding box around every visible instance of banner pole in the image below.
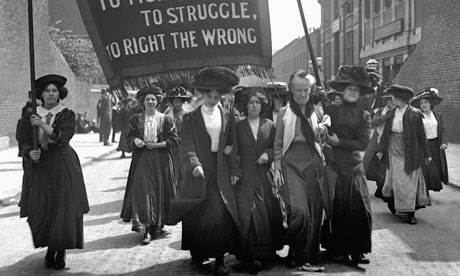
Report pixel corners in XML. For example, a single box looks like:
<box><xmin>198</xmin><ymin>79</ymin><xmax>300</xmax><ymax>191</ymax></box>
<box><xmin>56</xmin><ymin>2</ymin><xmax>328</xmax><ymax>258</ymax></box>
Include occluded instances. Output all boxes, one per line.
<box><xmin>28</xmin><ymin>0</ymin><xmax>38</xmax><ymax>152</ymax></box>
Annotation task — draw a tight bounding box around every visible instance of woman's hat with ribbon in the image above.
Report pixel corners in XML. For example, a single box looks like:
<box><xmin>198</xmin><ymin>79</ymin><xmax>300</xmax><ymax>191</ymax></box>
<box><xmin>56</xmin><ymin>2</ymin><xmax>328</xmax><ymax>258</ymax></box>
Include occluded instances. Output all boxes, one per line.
<box><xmin>163</xmin><ymin>86</ymin><xmax>193</xmax><ymax>103</ymax></box>
<box><xmin>136</xmin><ymin>85</ymin><xmax>163</xmax><ymax>99</ymax></box>
<box><xmin>326</xmin><ymin>90</ymin><xmax>344</xmax><ymax>101</ymax></box>
<box><xmin>410</xmin><ymin>87</ymin><xmax>443</xmax><ymax>108</ymax></box>
<box><xmin>328</xmin><ymin>65</ymin><xmax>374</xmax><ymax>95</ymax></box>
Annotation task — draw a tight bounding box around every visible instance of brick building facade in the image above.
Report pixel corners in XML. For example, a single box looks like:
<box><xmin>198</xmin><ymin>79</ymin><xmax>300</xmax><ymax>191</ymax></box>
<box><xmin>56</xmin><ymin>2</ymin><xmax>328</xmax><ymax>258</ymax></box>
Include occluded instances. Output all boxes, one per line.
<box><xmin>395</xmin><ymin>0</ymin><xmax>460</xmax><ymax>143</ymax></box>
<box><xmin>0</xmin><ymin>0</ymin><xmax>94</xmax><ymax>149</ymax></box>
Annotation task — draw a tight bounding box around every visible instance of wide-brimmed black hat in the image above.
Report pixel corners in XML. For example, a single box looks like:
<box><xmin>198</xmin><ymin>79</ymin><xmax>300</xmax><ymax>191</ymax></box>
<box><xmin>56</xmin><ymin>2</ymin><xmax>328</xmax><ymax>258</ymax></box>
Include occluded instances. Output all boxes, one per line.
<box><xmin>385</xmin><ymin>85</ymin><xmax>414</xmax><ymax>102</ymax></box>
<box><xmin>192</xmin><ymin>66</ymin><xmax>240</xmax><ymax>94</ymax></box>
<box><xmin>35</xmin><ymin>74</ymin><xmax>67</xmax><ymax>99</ymax></box>
<box><xmin>326</xmin><ymin>90</ymin><xmax>344</xmax><ymax>101</ymax></box>
<box><xmin>136</xmin><ymin>85</ymin><xmax>163</xmax><ymax>100</ymax></box>
<box><xmin>328</xmin><ymin>65</ymin><xmax>374</xmax><ymax>95</ymax></box>
<box><xmin>410</xmin><ymin>87</ymin><xmax>443</xmax><ymax>108</ymax></box>
<box><xmin>163</xmin><ymin>86</ymin><xmax>193</xmax><ymax>103</ymax></box>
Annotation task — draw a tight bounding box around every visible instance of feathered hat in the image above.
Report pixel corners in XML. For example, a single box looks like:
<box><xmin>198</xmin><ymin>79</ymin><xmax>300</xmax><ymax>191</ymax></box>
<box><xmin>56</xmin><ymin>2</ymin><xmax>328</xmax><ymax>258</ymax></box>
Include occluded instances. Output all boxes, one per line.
<box><xmin>328</xmin><ymin>65</ymin><xmax>374</xmax><ymax>95</ymax></box>
<box><xmin>410</xmin><ymin>87</ymin><xmax>443</xmax><ymax>108</ymax></box>
<box><xmin>163</xmin><ymin>86</ymin><xmax>193</xmax><ymax>103</ymax></box>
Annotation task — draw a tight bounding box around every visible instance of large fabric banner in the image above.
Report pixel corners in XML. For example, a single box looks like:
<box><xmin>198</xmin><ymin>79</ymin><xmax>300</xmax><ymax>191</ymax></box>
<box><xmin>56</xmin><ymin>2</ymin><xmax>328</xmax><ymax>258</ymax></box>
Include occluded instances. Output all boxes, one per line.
<box><xmin>77</xmin><ymin>0</ymin><xmax>272</xmax><ymax>88</ymax></box>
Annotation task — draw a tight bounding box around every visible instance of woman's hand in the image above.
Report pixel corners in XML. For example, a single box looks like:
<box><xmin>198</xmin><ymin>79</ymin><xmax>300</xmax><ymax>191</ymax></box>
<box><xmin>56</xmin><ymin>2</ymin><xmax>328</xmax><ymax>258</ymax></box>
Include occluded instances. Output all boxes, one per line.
<box><xmin>256</xmin><ymin>152</ymin><xmax>269</xmax><ymax>165</ymax></box>
<box><xmin>192</xmin><ymin>166</ymin><xmax>205</xmax><ymax>178</ymax></box>
<box><xmin>230</xmin><ymin>176</ymin><xmax>239</xmax><ymax>186</ymax></box>
<box><xmin>145</xmin><ymin>142</ymin><xmax>157</xmax><ymax>150</ymax></box>
<box><xmin>29</xmin><ymin>149</ymin><xmax>41</xmax><ymax>161</ymax></box>
<box><xmin>376</xmin><ymin>152</ymin><xmax>383</xmax><ymax>160</ymax></box>
<box><xmin>426</xmin><ymin>157</ymin><xmax>432</xmax><ymax>165</ymax></box>
<box><xmin>327</xmin><ymin>132</ymin><xmax>340</xmax><ymax>146</ymax></box>
<box><xmin>273</xmin><ymin>168</ymin><xmax>283</xmax><ymax>188</ymax></box>
<box><xmin>134</xmin><ymin>138</ymin><xmax>145</xmax><ymax>148</ymax></box>
<box><xmin>440</xmin><ymin>144</ymin><xmax>448</xmax><ymax>150</ymax></box>
<box><xmin>30</xmin><ymin>114</ymin><xmax>44</xmax><ymax>127</ymax></box>
<box><xmin>224</xmin><ymin>145</ymin><xmax>233</xmax><ymax>155</ymax></box>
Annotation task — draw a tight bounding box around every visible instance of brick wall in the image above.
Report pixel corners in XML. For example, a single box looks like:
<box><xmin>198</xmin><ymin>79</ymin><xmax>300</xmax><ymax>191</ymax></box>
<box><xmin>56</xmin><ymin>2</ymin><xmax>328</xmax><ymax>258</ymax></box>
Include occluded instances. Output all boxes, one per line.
<box><xmin>0</xmin><ymin>0</ymin><xmax>93</xmax><ymax>147</ymax></box>
<box><xmin>396</xmin><ymin>0</ymin><xmax>460</xmax><ymax>143</ymax></box>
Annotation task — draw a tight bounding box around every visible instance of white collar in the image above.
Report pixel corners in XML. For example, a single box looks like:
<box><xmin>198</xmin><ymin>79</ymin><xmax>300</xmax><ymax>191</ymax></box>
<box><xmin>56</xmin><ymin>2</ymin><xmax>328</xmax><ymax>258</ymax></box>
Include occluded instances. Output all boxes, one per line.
<box><xmin>202</xmin><ymin>104</ymin><xmax>218</xmax><ymax>113</ymax></box>
<box><xmin>37</xmin><ymin>104</ymin><xmax>65</xmax><ymax>117</ymax></box>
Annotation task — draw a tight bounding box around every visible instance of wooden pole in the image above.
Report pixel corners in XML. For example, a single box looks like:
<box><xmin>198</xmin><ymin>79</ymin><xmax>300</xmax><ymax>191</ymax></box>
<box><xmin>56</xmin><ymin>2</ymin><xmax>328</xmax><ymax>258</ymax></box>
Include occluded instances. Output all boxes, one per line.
<box><xmin>28</xmin><ymin>0</ymin><xmax>38</xmax><ymax>151</ymax></box>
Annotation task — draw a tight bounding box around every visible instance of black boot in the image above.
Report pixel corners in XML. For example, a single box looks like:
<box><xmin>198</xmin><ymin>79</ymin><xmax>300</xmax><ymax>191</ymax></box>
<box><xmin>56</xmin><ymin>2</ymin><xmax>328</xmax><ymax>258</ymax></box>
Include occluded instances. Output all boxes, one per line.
<box><xmin>407</xmin><ymin>212</ymin><xmax>417</xmax><ymax>225</ymax></box>
<box><xmin>54</xmin><ymin>250</ymin><xmax>66</xmax><ymax>270</ymax></box>
<box><xmin>45</xmin><ymin>249</ymin><xmax>56</xmax><ymax>269</ymax></box>
<box><xmin>214</xmin><ymin>256</ymin><xmax>229</xmax><ymax>276</ymax></box>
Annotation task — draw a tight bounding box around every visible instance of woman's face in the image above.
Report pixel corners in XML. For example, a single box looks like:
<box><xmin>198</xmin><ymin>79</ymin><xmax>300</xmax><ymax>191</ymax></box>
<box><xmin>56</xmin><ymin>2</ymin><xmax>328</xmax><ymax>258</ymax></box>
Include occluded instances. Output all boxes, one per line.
<box><xmin>290</xmin><ymin>77</ymin><xmax>310</xmax><ymax>105</ymax></box>
<box><xmin>343</xmin><ymin>84</ymin><xmax>361</xmax><ymax>103</ymax></box>
<box><xmin>41</xmin><ymin>84</ymin><xmax>59</xmax><ymax>106</ymax></box>
<box><xmin>172</xmin><ymin>98</ymin><xmax>185</xmax><ymax>111</ymax></box>
<box><xmin>144</xmin><ymin>94</ymin><xmax>158</xmax><ymax>110</ymax></box>
<box><xmin>273</xmin><ymin>97</ymin><xmax>283</xmax><ymax>111</ymax></box>
<box><xmin>202</xmin><ymin>90</ymin><xmax>222</xmax><ymax>108</ymax></box>
<box><xmin>247</xmin><ymin>96</ymin><xmax>262</xmax><ymax>117</ymax></box>
<box><xmin>419</xmin><ymin>98</ymin><xmax>431</xmax><ymax>112</ymax></box>
<box><xmin>334</xmin><ymin>95</ymin><xmax>342</xmax><ymax>104</ymax></box>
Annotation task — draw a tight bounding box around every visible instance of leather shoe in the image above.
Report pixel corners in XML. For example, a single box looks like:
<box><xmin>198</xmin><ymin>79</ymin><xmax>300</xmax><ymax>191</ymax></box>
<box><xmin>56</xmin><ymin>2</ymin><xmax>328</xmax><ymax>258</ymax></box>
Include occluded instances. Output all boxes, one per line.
<box><xmin>142</xmin><ymin>232</ymin><xmax>152</xmax><ymax>245</ymax></box>
<box><xmin>54</xmin><ymin>250</ymin><xmax>66</xmax><ymax>270</ymax></box>
<box><xmin>45</xmin><ymin>249</ymin><xmax>55</xmax><ymax>269</ymax></box>
<box><xmin>351</xmin><ymin>253</ymin><xmax>370</xmax><ymax>264</ymax></box>
<box><xmin>408</xmin><ymin>216</ymin><xmax>417</xmax><ymax>225</ymax></box>
<box><xmin>387</xmin><ymin>202</ymin><xmax>396</xmax><ymax>214</ymax></box>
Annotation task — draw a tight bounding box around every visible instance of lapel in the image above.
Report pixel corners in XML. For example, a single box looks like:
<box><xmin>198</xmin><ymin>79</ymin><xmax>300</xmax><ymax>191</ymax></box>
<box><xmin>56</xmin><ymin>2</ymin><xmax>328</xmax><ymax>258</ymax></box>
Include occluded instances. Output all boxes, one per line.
<box><xmin>194</xmin><ymin>106</ymin><xmax>208</xmax><ymax>136</ymax></box>
<box><xmin>219</xmin><ymin>105</ymin><xmax>229</xmax><ymax>142</ymax></box>
<box><xmin>137</xmin><ymin>113</ymin><xmax>145</xmax><ymax>139</ymax></box>
<box><xmin>243</xmin><ymin>118</ymin><xmax>258</xmax><ymax>148</ymax></box>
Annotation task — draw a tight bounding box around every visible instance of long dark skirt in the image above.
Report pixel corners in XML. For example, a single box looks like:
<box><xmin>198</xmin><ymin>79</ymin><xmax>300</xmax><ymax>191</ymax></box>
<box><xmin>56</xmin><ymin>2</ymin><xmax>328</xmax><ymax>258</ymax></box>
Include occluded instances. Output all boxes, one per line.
<box><xmin>181</xmin><ymin>154</ymin><xmax>238</xmax><ymax>258</ymax></box>
<box><xmin>423</xmin><ymin>139</ymin><xmax>446</xmax><ymax>192</ymax></box>
<box><xmin>322</xmin><ymin>163</ymin><xmax>372</xmax><ymax>256</ymax></box>
<box><xmin>363</xmin><ymin>131</ymin><xmax>386</xmax><ymax>200</ymax></box>
<box><xmin>121</xmin><ymin>147</ymin><xmax>177</xmax><ymax>233</ymax></box>
<box><xmin>25</xmin><ymin>144</ymin><xmax>87</xmax><ymax>250</ymax></box>
<box><xmin>280</xmin><ymin>142</ymin><xmax>323</xmax><ymax>264</ymax></box>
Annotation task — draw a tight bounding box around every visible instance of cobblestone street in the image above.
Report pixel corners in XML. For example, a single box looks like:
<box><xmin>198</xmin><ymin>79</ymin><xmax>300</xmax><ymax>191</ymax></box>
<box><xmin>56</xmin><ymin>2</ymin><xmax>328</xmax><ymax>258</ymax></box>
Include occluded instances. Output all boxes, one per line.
<box><xmin>1</xmin><ymin>150</ymin><xmax>460</xmax><ymax>276</ymax></box>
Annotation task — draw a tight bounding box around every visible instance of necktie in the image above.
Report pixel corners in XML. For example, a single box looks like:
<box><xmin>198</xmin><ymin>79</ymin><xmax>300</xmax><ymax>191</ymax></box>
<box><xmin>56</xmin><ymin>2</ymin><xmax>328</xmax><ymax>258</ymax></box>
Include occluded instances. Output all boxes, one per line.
<box><xmin>40</xmin><ymin>112</ymin><xmax>52</xmax><ymax>150</ymax></box>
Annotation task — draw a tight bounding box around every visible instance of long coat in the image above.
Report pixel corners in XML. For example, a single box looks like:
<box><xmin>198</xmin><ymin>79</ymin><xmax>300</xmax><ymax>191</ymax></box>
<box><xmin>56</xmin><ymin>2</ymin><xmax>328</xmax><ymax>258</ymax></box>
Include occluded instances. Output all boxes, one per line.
<box><xmin>377</xmin><ymin>105</ymin><xmax>431</xmax><ymax>174</ymax></box>
<box><xmin>236</xmin><ymin>118</ymin><xmax>278</xmax><ymax>258</ymax></box>
<box><xmin>432</xmin><ymin>111</ymin><xmax>449</xmax><ymax>183</ymax></box>
<box><xmin>180</xmin><ymin>105</ymin><xmax>241</xmax><ymax>257</ymax></box>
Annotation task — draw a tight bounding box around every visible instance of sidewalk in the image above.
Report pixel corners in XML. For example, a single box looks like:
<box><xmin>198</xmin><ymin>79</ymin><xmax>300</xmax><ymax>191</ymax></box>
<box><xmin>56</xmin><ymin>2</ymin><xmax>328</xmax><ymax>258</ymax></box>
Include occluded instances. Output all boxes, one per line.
<box><xmin>0</xmin><ymin>132</ymin><xmax>119</xmax><ymax>205</ymax></box>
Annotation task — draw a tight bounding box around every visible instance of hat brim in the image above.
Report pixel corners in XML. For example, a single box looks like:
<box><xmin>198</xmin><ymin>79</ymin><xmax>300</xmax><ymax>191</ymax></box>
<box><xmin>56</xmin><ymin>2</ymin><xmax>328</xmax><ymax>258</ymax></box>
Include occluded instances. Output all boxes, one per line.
<box><xmin>193</xmin><ymin>86</ymin><xmax>228</xmax><ymax>94</ymax></box>
<box><xmin>35</xmin><ymin>74</ymin><xmax>67</xmax><ymax>89</ymax></box>
<box><xmin>410</xmin><ymin>96</ymin><xmax>443</xmax><ymax>108</ymax></box>
<box><xmin>329</xmin><ymin>81</ymin><xmax>374</xmax><ymax>95</ymax></box>
<box><xmin>326</xmin><ymin>91</ymin><xmax>344</xmax><ymax>101</ymax></box>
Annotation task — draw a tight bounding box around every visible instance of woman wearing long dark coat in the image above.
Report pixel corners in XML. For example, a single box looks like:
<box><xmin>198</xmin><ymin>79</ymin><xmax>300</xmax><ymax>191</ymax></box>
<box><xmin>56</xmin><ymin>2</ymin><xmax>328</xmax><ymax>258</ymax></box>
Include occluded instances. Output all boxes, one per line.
<box><xmin>234</xmin><ymin>87</ymin><xmax>276</xmax><ymax>272</ymax></box>
<box><xmin>322</xmin><ymin>65</ymin><xmax>373</xmax><ymax>264</ymax></box>
<box><xmin>18</xmin><ymin>74</ymin><xmax>89</xmax><ymax>270</ymax></box>
<box><xmin>377</xmin><ymin>85</ymin><xmax>431</xmax><ymax>225</ymax></box>
<box><xmin>410</xmin><ymin>88</ymin><xmax>449</xmax><ymax>192</ymax></box>
<box><xmin>180</xmin><ymin>67</ymin><xmax>241</xmax><ymax>276</ymax></box>
<box><xmin>120</xmin><ymin>86</ymin><xmax>180</xmax><ymax>245</ymax></box>
<box><xmin>272</xmin><ymin>70</ymin><xmax>324</xmax><ymax>272</ymax></box>
<box><xmin>116</xmin><ymin>97</ymin><xmax>137</xmax><ymax>158</ymax></box>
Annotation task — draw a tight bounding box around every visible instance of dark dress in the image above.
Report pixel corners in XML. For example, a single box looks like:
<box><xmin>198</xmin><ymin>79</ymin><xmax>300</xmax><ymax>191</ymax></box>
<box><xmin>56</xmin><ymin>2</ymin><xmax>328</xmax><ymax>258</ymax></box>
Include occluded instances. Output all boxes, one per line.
<box><xmin>120</xmin><ymin>112</ymin><xmax>180</xmax><ymax>233</ymax></box>
<box><xmin>322</xmin><ymin>101</ymin><xmax>373</xmax><ymax>256</ymax></box>
<box><xmin>180</xmin><ymin>106</ymin><xmax>241</xmax><ymax>259</ymax></box>
<box><xmin>18</xmin><ymin>108</ymin><xmax>89</xmax><ymax>250</ymax></box>
<box><xmin>116</xmin><ymin>104</ymin><xmax>137</xmax><ymax>153</ymax></box>
<box><xmin>421</xmin><ymin>110</ymin><xmax>449</xmax><ymax>192</ymax></box>
<box><xmin>236</xmin><ymin>118</ymin><xmax>277</xmax><ymax>260</ymax></box>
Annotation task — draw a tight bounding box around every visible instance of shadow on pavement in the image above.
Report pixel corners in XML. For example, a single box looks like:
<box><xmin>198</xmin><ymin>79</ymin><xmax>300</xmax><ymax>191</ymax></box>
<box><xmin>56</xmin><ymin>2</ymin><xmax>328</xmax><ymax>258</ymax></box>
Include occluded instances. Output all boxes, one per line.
<box><xmin>84</xmin><ymin>215</ymin><xmax>120</xmax><ymax>227</ymax></box>
<box><xmin>88</xmin><ymin>200</ymin><xmax>123</xmax><ymax>216</ymax></box>
<box><xmin>102</xmin><ymin>186</ymin><xmax>127</xmax><ymax>192</ymax></box>
<box><xmin>0</xmin><ymin>210</ymin><xmax>19</xmax><ymax>218</ymax></box>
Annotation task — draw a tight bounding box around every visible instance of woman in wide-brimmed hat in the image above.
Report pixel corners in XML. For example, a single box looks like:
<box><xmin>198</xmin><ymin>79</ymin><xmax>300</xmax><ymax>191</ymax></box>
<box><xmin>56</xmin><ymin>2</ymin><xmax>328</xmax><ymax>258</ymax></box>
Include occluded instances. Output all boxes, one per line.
<box><xmin>322</xmin><ymin>65</ymin><xmax>373</xmax><ymax>265</ymax></box>
<box><xmin>326</xmin><ymin>90</ymin><xmax>343</xmax><ymax>105</ymax></box>
<box><xmin>120</xmin><ymin>85</ymin><xmax>180</xmax><ymax>245</ymax></box>
<box><xmin>376</xmin><ymin>85</ymin><xmax>431</xmax><ymax>225</ymax></box>
<box><xmin>180</xmin><ymin>66</ymin><xmax>241</xmax><ymax>276</ymax></box>
<box><xmin>363</xmin><ymin>92</ymin><xmax>395</xmax><ymax>207</ymax></box>
<box><xmin>264</xmin><ymin>81</ymin><xmax>289</xmax><ymax>124</ymax></box>
<box><xmin>17</xmin><ymin>74</ymin><xmax>89</xmax><ymax>270</ymax></box>
<box><xmin>411</xmin><ymin>87</ymin><xmax>449</xmax><ymax>192</ymax></box>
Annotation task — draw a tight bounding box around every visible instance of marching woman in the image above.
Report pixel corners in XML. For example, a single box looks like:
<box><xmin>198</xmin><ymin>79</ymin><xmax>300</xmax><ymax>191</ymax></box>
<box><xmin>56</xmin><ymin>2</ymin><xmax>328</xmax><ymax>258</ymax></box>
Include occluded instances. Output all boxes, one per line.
<box><xmin>410</xmin><ymin>88</ymin><xmax>449</xmax><ymax>192</ymax></box>
<box><xmin>180</xmin><ymin>66</ymin><xmax>241</xmax><ymax>276</ymax></box>
<box><xmin>273</xmin><ymin>70</ymin><xmax>325</xmax><ymax>272</ymax></box>
<box><xmin>116</xmin><ymin>96</ymin><xmax>138</xmax><ymax>158</ymax></box>
<box><xmin>376</xmin><ymin>85</ymin><xmax>431</xmax><ymax>225</ymax></box>
<box><xmin>322</xmin><ymin>65</ymin><xmax>373</xmax><ymax>264</ymax></box>
<box><xmin>120</xmin><ymin>86</ymin><xmax>180</xmax><ymax>245</ymax></box>
<box><xmin>234</xmin><ymin>87</ymin><xmax>276</xmax><ymax>272</ymax></box>
<box><xmin>18</xmin><ymin>74</ymin><xmax>89</xmax><ymax>270</ymax></box>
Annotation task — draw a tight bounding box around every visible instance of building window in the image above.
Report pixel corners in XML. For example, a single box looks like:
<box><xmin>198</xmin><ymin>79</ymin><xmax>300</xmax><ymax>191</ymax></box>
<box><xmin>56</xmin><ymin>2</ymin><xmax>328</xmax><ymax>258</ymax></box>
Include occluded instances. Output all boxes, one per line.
<box><xmin>374</xmin><ymin>0</ymin><xmax>380</xmax><ymax>14</ymax></box>
<box><xmin>345</xmin><ymin>31</ymin><xmax>354</xmax><ymax>65</ymax></box>
<box><xmin>334</xmin><ymin>0</ymin><xmax>339</xmax><ymax>19</ymax></box>
<box><xmin>344</xmin><ymin>2</ymin><xmax>353</xmax><ymax>15</ymax></box>
<box><xmin>384</xmin><ymin>0</ymin><xmax>392</xmax><ymax>10</ymax></box>
<box><xmin>364</xmin><ymin>0</ymin><xmax>371</xmax><ymax>19</ymax></box>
